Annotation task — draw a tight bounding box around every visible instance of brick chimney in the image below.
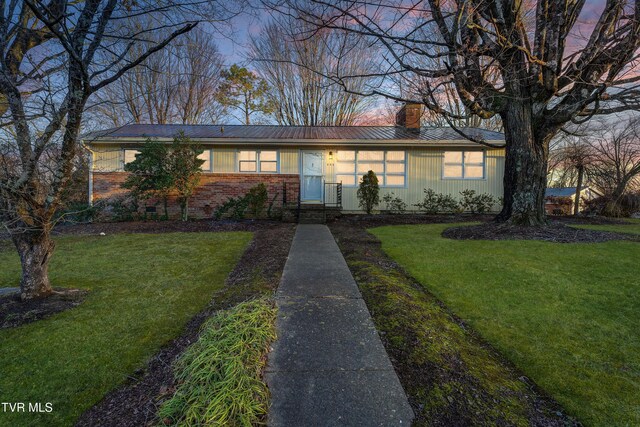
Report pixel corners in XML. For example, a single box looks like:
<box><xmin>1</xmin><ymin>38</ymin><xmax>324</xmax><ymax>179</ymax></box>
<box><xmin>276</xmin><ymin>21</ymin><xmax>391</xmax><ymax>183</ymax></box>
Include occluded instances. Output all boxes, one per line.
<box><xmin>395</xmin><ymin>103</ymin><xmax>422</xmax><ymax>131</ymax></box>
<box><xmin>396</xmin><ymin>102</ymin><xmax>422</xmax><ymax>132</ymax></box>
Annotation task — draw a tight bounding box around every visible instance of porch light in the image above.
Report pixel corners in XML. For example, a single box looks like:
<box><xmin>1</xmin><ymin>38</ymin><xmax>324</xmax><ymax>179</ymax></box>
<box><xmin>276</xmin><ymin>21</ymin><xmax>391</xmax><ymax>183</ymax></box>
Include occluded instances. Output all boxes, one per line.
<box><xmin>329</xmin><ymin>151</ymin><xmax>333</xmax><ymax>160</ymax></box>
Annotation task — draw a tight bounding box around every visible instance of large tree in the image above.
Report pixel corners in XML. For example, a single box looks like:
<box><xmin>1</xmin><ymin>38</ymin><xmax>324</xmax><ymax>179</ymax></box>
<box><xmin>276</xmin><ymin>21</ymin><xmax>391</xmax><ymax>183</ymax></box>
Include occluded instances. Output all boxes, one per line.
<box><xmin>267</xmin><ymin>0</ymin><xmax>640</xmax><ymax>225</ymax></box>
<box><xmin>91</xmin><ymin>27</ymin><xmax>226</xmax><ymax>126</ymax></box>
<box><xmin>0</xmin><ymin>1</ymin><xmax>238</xmax><ymax>300</ymax></box>
<box><xmin>249</xmin><ymin>17</ymin><xmax>375</xmax><ymax>126</ymax></box>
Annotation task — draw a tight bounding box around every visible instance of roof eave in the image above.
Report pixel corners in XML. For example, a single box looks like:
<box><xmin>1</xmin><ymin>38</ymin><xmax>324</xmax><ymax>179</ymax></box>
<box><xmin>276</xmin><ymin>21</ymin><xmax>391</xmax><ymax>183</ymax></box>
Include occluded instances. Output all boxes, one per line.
<box><xmin>83</xmin><ymin>137</ymin><xmax>505</xmax><ymax>148</ymax></box>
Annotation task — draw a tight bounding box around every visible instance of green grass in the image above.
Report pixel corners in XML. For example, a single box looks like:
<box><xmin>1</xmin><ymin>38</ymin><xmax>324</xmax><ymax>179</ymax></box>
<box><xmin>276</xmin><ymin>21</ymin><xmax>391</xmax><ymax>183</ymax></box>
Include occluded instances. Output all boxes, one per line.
<box><xmin>0</xmin><ymin>232</ymin><xmax>252</xmax><ymax>427</ymax></box>
<box><xmin>158</xmin><ymin>297</ymin><xmax>277</xmax><ymax>426</ymax></box>
<box><xmin>335</xmin><ymin>232</ymin><xmax>549</xmax><ymax>425</ymax></box>
<box><xmin>371</xmin><ymin>224</ymin><xmax>640</xmax><ymax>426</ymax></box>
<box><xmin>570</xmin><ymin>218</ymin><xmax>640</xmax><ymax>235</ymax></box>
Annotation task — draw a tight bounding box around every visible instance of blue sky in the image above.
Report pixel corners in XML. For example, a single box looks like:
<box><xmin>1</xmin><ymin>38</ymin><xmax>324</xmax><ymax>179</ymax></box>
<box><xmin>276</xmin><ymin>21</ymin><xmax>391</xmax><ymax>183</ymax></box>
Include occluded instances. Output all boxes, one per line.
<box><xmin>214</xmin><ymin>0</ymin><xmax>609</xmax><ymax>64</ymax></box>
<box><xmin>213</xmin><ymin>11</ymin><xmax>264</xmax><ymax>65</ymax></box>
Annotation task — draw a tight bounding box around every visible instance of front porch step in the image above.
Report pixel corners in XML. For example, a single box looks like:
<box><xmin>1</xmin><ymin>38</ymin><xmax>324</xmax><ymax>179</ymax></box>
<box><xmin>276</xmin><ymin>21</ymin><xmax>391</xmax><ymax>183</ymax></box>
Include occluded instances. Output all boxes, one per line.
<box><xmin>298</xmin><ymin>206</ymin><xmax>342</xmax><ymax>224</ymax></box>
<box><xmin>282</xmin><ymin>204</ymin><xmax>342</xmax><ymax>224</ymax></box>
<box><xmin>298</xmin><ymin>210</ymin><xmax>327</xmax><ymax>224</ymax></box>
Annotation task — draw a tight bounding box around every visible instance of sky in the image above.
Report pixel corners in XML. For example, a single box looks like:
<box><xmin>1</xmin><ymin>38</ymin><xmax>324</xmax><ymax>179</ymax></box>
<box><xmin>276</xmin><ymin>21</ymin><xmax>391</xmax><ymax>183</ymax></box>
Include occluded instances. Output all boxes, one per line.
<box><xmin>113</xmin><ymin>0</ymin><xmax>634</xmax><ymax>127</ymax></box>
<box><xmin>214</xmin><ymin>0</ymin><xmax>610</xmax><ymax>63</ymax></box>
<box><xmin>212</xmin><ymin>10</ymin><xmax>265</xmax><ymax>65</ymax></box>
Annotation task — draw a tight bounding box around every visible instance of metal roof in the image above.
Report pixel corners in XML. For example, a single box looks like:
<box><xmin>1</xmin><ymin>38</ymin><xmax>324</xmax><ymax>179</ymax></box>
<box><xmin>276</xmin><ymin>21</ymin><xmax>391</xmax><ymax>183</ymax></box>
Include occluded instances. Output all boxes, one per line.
<box><xmin>84</xmin><ymin>124</ymin><xmax>505</xmax><ymax>146</ymax></box>
<box><xmin>545</xmin><ymin>187</ymin><xmax>579</xmax><ymax>197</ymax></box>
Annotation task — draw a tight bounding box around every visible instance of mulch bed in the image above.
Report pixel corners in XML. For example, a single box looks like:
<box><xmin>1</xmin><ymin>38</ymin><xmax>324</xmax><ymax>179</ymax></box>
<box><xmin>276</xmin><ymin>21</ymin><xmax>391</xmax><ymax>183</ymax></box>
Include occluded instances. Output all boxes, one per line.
<box><xmin>442</xmin><ymin>222</ymin><xmax>637</xmax><ymax>243</ymax></box>
<box><xmin>551</xmin><ymin>215</ymin><xmax>634</xmax><ymax>225</ymax></box>
<box><xmin>331</xmin><ymin>213</ymin><xmax>637</xmax><ymax>243</ymax></box>
<box><xmin>0</xmin><ymin>288</ymin><xmax>88</xmax><ymax>329</ymax></box>
<box><xmin>75</xmin><ymin>223</ymin><xmax>295</xmax><ymax>427</ymax></box>
<box><xmin>335</xmin><ymin>213</ymin><xmax>495</xmax><ymax>229</ymax></box>
<box><xmin>330</xmin><ymin>222</ymin><xmax>577</xmax><ymax>426</ymax></box>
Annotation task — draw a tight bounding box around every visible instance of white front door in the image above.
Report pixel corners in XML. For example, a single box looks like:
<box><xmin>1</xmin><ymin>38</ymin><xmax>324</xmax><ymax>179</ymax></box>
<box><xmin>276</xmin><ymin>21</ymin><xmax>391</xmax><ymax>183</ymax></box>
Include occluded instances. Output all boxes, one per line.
<box><xmin>301</xmin><ymin>151</ymin><xmax>323</xmax><ymax>201</ymax></box>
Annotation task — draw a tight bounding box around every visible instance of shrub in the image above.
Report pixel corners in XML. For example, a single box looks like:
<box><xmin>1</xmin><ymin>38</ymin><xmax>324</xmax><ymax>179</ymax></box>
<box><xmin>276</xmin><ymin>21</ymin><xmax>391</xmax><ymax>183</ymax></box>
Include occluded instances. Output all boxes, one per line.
<box><xmin>583</xmin><ymin>192</ymin><xmax>640</xmax><ymax>217</ymax></box>
<box><xmin>122</xmin><ymin>133</ymin><xmax>205</xmax><ymax>221</ymax></box>
<box><xmin>438</xmin><ymin>194</ymin><xmax>461</xmax><ymax>213</ymax></box>
<box><xmin>414</xmin><ymin>189</ymin><xmax>440</xmax><ymax>214</ymax></box>
<box><xmin>247</xmin><ymin>183</ymin><xmax>268</xmax><ymax>217</ymax></box>
<box><xmin>213</xmin><ymin>196</ymin><xmax>249</xmax><ymax>220</ymax></box>
<box><xmin>213</xmin><ymin>183</ymin><xmax>273</xmax><ymax>220</ymax></box>
<box><xmin>357</xmin><ymin>170</ymin><xmax>380</xmax><ymax>214</ymax></box>
<box><xmin>168</xmin><ymin>133</ymin><xmax>205</xmax><ymax>221</ymax></box>
<box><xmin>459</xmin><ymin>189</ymin><xmax>498</xmax><ymax>214</ymax></box>
<box><xmin>414</xmin><ymin>189</ymin><xmax>461</xmax><ymax>214</ymax></box>
<box><xmin>122</xmin><ymin>139</ymin><xmax>172</xmax><ymax>219</ymax></box>
<box><xmin>382</xmin><ymin>193</ymin><xmax>407</xmax><ymax>214</ymax></box>
<box><xmin>105</xmin><ymin>194</ymin><xmax>140</xmax><ymax>222</ymax></box>
<box><xmin>56</xmin><ymin>202</ymin><xmax>102</xmax><ymax>224</ymax></box>
<box><xmin>158</xmin><ymin>298</ymin><xmax>277</xmax><ymax>426</ymax></box>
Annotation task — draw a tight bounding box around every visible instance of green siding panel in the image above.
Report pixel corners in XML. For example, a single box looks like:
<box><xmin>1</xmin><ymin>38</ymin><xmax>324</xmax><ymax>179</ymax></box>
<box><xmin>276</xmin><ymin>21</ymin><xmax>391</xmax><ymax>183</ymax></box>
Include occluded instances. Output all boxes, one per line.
<box><xmin>328</xmin><ymin>148</ymin><xmax>504</xmax><ymax>211</ymax></box>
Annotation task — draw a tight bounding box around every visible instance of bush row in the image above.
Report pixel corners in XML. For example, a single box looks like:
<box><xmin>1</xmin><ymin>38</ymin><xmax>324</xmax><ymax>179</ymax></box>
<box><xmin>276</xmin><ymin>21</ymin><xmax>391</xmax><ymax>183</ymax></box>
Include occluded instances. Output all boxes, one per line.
<box><xmin>378</xmin><ymin>189</ymin><xmax>498</xmax><ymax>214</ymax></box>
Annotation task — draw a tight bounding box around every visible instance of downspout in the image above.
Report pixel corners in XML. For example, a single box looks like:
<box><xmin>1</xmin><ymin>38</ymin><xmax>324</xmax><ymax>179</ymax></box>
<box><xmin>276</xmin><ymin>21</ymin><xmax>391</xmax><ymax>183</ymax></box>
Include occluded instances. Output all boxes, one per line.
<box><xmin>83</xmin><ymin>142</ymin><xmax>95</xmax><ymax>206</ymax></box>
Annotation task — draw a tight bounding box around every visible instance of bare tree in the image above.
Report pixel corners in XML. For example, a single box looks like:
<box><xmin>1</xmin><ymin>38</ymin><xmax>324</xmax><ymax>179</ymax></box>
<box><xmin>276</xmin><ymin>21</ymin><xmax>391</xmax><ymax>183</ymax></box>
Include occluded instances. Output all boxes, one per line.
<box><xmin>0</xmin><ymin>1</ymin><xmax>239</xmax><ymax>300</ymax></box>
<box><xmin>587</xmin><ymin>117</ymin><xmax>640</xmax><ymax>214</ymax></box>
<box><xmin>265</xmin><ymin>0</ymin><xmax>640</xmax><ymax>225</ymax></box>
<box><xmin>249</xmin><ymin>16</ymin><xmax>375</xmax><ymax>126</ymax></box>
<box><xmin>548</xmin><ymin>134</ymin><xmax>594</xmax><ymax>215</ymax></box>
<box><xmin>91</xmin><ymin>27</ymin><xmax>225</xmax><ymax>126</ymax></box>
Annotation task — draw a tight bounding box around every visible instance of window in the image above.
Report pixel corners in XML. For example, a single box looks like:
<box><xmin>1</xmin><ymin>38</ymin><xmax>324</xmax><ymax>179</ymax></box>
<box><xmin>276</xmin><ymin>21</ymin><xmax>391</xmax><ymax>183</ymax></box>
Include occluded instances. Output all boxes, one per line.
<box><xmin>443</xmin><ymin>151</ymin><xmax>485</xmax><ymax>179</ymax></box>
<box><xmin>336</xmin><ymin>150</ymin><xmax>406</xmax><ymax>187</ymax></box>
<box><xmin>238</xmin><ymin>150</ymin><xmax>278</xmax><ymax>173</ymax></box>
<box><xmin>123</xmin><ymin>149</ymin><xmax>140</xmax><ymax>165</ymax></box>
<box><xmin>259</xmin><ymin>150</ymin><xmax>278</xmax><ymax>172</ymax></box>
<box><xmin>199</xmin><ymin>150</ymin><xmax>212</xmax><ymax>172</ymax></box>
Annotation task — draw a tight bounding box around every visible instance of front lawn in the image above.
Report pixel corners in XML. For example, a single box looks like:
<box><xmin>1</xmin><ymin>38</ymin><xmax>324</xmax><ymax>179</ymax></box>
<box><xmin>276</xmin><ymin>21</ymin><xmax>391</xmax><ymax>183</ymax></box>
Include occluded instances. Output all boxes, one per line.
<box><xmin>0</xmin><ymin>232</ymin><xmax>251</xmax><ymax>426</ymax></box>
<box><xmin>571</xmin><ymin>218</ymin><xmax>640</xmax><ymax>235</ymax></box>
<box><xmin>371</xmin><ymin>224</ymin><xmax>639</xmax><ymax>426</ymax></box>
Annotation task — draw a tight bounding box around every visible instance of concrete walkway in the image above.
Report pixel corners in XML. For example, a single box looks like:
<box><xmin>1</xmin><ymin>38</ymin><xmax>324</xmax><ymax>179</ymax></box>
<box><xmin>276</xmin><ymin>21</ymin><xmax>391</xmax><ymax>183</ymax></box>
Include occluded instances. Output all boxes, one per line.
<box><xmin>265</xmin><ymin>225</ymin><xmax>414</xmax><ymax>426</ymax></box>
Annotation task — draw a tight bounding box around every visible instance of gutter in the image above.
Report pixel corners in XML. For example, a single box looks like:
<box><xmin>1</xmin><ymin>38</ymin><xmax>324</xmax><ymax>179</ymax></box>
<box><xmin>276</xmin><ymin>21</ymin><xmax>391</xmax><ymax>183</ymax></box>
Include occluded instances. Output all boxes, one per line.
<box><xmin>82</xmin><ymin>137</ymin><xmax>506</xmax><ymax>149</ymax></box>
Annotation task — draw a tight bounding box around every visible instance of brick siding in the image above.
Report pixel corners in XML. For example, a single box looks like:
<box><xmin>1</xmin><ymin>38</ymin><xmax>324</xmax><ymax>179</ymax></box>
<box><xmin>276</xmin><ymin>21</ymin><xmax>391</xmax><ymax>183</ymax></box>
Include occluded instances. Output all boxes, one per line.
<box><xmin>92</xmin><ymin>172</ymin><xmax>300</xmax><ymax>219</ymax></box>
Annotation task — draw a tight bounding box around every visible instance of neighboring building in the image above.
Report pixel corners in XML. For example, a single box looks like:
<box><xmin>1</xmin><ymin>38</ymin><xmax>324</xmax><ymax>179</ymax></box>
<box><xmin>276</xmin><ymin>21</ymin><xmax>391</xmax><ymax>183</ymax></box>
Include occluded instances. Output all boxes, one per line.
<box><xmin>544</xmin><ymin>187</ymin><xmax>597</xmax><ymax>215</ymax></box>
<box><xmin>84</xmin><ymin>104</ymin><xmax>506</xmax><ymax>219</ymax></box>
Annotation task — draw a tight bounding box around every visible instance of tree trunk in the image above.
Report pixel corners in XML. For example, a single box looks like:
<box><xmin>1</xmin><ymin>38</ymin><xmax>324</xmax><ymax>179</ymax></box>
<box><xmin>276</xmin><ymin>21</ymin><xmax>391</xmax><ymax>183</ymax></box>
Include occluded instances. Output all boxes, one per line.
<box><xmin>181</xmin><ymin>199</ymin><xmax>188</xmax><ymax>221</ymax></box>
<box><xmin>605</xmin><ymin>182</ymin><xmax>628</xmax><ymax>217</ymax></box>
<box><xmin>12</xmin><ymin>230</ymin><xmax>56</xmax><ymax>300</ymax></box>
<box><xmin>496</xmin><ymin>102</ymin><xmax>549</xmax><ymax>226</ymax></box>
<box><xmin>163</xmin><ymin>197</ymin><xmax>169</xmax><ymax>220</ymax></box>
<box><xmin>574</xmin><ymin>166</ymin><xmax>584</xmax><ymax>216</ymax></box>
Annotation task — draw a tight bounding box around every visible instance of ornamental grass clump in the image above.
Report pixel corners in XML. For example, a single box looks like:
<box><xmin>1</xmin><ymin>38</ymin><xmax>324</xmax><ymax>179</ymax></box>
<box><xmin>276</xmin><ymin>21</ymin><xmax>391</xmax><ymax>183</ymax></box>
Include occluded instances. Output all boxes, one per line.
<box><xmin>158</xmin><ymin>298</ymin><xmax>277</xmax><ymax>426</ymax></box>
